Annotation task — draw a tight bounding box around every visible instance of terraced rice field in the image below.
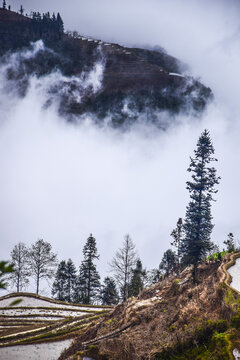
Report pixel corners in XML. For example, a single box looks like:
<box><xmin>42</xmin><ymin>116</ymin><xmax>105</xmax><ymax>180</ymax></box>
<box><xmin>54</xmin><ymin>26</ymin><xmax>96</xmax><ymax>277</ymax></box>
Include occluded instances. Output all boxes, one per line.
<box><xmin>228</xmin><ymin>257</ymin><xmax>240</xmax><ymax>293</ymax></box>
<box><xmin>0</xmin><ymin>293</ymin><xmax>112</xmax><ymax>359</ymax></box>
<box><xmin>0</xmin><ymin>339</ymin><xmax>73</xmax><ymax>360</ymax></box>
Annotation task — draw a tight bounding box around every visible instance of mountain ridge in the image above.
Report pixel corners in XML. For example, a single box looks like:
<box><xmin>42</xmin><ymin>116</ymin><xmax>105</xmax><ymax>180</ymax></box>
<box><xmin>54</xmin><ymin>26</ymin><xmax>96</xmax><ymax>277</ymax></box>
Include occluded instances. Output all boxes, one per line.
<box><xmin>0</xmin><ymin>7</ymin><xmax>212</xmax><ymax>128</ymax></box>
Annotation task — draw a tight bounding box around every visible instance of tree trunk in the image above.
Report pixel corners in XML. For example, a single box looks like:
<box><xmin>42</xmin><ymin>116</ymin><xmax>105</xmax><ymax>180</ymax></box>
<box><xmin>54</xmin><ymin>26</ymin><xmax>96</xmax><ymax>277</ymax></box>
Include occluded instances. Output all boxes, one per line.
<box><xmin>17</xmin><ymin>274</ymin><xmax>20</xmax><ymax>292</ymax></box>
<box><xmin>192</xmin><ymin>263</ymin><xmax>198</xmax><ymax>284</ymax></box>
<box><xmin>87</xmin><ymin>266</ymin><xmax>90</xmax><ymax>305</ymax></box>
<box><xmin>36</xmin><ymin>273</ymin><xmax>39</xmax><ymax>294</ymax></box>
<box><xmin>68</xmin><ymin>278</ymin><xmax>71</xmax><ymax>302</ymax></box>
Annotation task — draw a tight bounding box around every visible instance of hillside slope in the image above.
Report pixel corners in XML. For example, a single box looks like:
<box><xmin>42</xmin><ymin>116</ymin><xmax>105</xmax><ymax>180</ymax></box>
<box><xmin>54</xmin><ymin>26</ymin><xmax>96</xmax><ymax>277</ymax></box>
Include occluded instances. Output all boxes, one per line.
<box><xmin>59</xmin><ymin>254</ymin><xmax>240</xmax><ymax>360</ymax></box>
<box><xmin>0</xmin><ymin>8</ymin><xmax>212</xmax><ymax>128</ymax></box>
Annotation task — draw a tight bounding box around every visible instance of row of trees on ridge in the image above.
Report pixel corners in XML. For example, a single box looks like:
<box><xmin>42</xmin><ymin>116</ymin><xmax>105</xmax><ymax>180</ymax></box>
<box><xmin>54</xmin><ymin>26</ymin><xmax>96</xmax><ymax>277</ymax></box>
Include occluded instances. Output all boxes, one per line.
<box><xmin>7</xmin><ymin>234</ymin><xmax>146</xmax><ymax>305</ymax></box>
<box><xmin>3</xmin><ymin>130</ymin><xmax>240</xmax><ymax>304</ymax></box>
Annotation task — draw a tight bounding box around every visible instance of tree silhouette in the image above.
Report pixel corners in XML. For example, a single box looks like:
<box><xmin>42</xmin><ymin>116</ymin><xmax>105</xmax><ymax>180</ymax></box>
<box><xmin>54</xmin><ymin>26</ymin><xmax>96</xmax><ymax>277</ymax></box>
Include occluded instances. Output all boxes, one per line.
<box><xmin>19</xmin><ymin>5</ymin><xmax>24</xmax><ymax>15</ymax></box>
<box><xmin>181</xmin><ymin>130</ymin><xmax>220</xmax><ymax>283</ymax></box>
<box><xmin>224</xmin><ymin>233</ymin><xmax>235</xmax><ymax>253</ymax></box>
<box><xmin>159</xmin><ymin>249</ymin><xmax>177</xmax><ymax>276</ymax></box>
<box><xmin>9</xmin><ymin>243</ymin><xmax>30</xmax><ymax>292</ymax></box>
<box><xmin>65</xmin><ymin>259</ymin><xmax>77</xmax><ymax>302</ymax></box>
<box><xmin>52</xmin><ymin>260</ymin><xmax>67</xmax><ymax>301</ymax></box>
<box><xmin>77</xmin><ymin>234</ymin><xmax>101</xmax><ymax>304</ymax></box>
<box><xmin>101</xmin><ymin>277</ymin><xmax>119</xmax><ymax>305</ymax></box>
<box><xmin>110</xmin><ymin>234</ymin><xmax>137</xmax><ymax>301</ymax></box>
<box><xmin>56</xmin><ymin>12</ymin><xmax>64</xmax><ymax>33</ymax></box>
<box><xmin>128</xmin><ymin>259</ymin><xmax>145</xmax><ymax>297</ymax></box>
<box><xmin>29</xmin><ymin>239</ymin><xmax>57</xmax><ymax>294</ymax></box>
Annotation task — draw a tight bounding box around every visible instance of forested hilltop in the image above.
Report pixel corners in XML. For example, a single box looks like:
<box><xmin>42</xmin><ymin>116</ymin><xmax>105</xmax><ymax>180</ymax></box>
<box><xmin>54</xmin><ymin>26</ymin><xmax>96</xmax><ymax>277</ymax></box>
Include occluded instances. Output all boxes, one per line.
<box><xmin>0</xmin><ymin>3</ymin><xmax>212</xmax><ymax>127</ymax></box>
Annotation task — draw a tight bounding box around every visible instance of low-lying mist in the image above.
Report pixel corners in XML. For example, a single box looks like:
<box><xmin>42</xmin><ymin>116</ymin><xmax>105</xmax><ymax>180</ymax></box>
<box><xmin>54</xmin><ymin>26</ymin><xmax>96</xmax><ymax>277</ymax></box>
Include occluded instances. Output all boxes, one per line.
<box><xmin>1</xmin><ymin>0</ymin><xmax>240</xmax><ymax>293</ymax></box>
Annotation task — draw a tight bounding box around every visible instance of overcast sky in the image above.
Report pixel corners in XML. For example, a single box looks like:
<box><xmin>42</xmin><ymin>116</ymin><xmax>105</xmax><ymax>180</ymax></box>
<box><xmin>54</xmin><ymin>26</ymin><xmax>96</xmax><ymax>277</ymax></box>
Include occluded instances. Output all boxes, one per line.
<box><xmin>1</xmin><ymin>0</ymin><xmax>240</xmax><ymax>295</ymax></box>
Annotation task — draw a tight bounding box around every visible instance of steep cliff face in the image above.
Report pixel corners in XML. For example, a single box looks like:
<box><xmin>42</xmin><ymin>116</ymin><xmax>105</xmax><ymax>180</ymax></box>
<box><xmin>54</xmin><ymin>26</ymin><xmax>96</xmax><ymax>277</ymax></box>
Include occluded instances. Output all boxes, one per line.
<box><xmin>0</xmin><ymin>8</ymin><xmax>212</xmax><ymax>127</ymax></box>
<box><xmin>59</xmin><ymin>254</ymin><xmax>240</xmax><ymax>360</ymax></box>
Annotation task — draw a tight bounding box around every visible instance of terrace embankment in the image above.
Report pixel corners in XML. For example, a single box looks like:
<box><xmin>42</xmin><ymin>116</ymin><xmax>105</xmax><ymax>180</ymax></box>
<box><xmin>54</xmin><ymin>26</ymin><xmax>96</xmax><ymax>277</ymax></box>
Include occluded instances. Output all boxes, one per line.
<box><xmin>0</xmin><ymin>292</ymin><xmax>112</xmax><ymax>348</ymax></box>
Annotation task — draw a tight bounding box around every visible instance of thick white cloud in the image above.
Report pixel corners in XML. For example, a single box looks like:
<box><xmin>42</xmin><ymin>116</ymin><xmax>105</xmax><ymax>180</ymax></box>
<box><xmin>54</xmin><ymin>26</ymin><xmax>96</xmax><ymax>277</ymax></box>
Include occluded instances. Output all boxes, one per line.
<box><xmin>2</xmin><ymin>0</ymin><xmax>240</xmax><ymax>294</ymax></box>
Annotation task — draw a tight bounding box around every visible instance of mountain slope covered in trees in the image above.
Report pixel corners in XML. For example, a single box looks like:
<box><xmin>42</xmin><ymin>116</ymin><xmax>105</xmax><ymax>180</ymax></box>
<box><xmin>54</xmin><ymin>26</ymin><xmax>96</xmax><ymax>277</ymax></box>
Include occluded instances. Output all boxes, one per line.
<box><xmin>0</xmin><ymin>7</ymin><xmax>212</xmax><ymax>128</ymax></box>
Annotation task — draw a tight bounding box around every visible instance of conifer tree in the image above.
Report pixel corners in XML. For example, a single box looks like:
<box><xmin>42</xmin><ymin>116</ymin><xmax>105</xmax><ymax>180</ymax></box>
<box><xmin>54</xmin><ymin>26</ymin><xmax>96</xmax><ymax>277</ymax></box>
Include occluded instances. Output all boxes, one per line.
<box><xmin>3</xmin><ymin>0</ymin><xmax>6</xmax><ymax>10</ymax></box>
<box><xmin>56</xmin><ymin>12</ymin><xmax>64</xmax><ymax>33</ymax></box>
<box><xmin>52</xmin><ymin>260</ymin><xmax>67</xmax><ymax>301</ymax></box>
<box><xmin>128</xmin><ymin>259</ymin><xmax>145</xmax><ymax>297</ymax></box>
<box><xmin>101</xmin><ymin>277</ymin><xmax>119</xmax><ymax>305</ymax></box>
<box><xmin>181</xmin><ymin>130</ymin><xmax>220</xmax><ymax>283</ymax></box>
<box><xmin>77</xmin><ymin>234</ymin><xmax>100</xmax><ymax>304</ymax></box>
<box><xmin>9</xmin><ymin>243</ymin><xmax>30</xmax><ymax>292</ymax></box>
<box><xmin>65</xmin><ymin>259</ymin><xmax>77</xmax><ymax>302</ymax></box>
<box><xmin>19</xmin><ymin>5</ymin><xmax>24</xmax><ymax>15</ymax></box>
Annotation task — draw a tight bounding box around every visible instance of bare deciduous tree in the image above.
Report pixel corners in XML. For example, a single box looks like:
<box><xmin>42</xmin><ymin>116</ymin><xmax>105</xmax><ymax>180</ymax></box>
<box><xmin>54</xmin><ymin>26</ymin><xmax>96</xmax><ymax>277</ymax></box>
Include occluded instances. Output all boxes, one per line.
<box><xmin>29</xmin><ymin>239</ymin><xmax>57</xmax><ymax>294</ymax></box>
<box><xmin>110</xmin><ymin>234</ymin><xmax>137</xmax><ymax>302</ymax></box>
<box><xmin>9</xmin><ymin>242</ymin><xmax>30</xmax><ymax>292</ymax></box>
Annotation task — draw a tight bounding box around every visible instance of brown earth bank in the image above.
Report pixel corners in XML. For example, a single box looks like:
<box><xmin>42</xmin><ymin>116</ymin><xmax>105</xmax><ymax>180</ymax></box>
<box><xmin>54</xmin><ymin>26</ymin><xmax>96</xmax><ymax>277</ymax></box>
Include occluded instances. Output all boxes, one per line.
<box><xmin>58</xmin><ymin>254</ymin><xmax>240</xmax><ymax>360</ymax></box>
<box><xmin>0</xmin><ymin>8</ymin><xmax>212</xmax><ymax>127</ymax></box>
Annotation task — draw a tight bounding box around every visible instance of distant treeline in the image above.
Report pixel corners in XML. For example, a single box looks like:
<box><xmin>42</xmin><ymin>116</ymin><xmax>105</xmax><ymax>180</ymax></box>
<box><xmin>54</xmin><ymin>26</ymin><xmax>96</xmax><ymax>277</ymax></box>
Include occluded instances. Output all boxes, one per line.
<box><xmin>0</xmin><ymin>4</ymin><xmax>64</xmax><ymax>55</ymax></box>
<box><xmin>30</xmin><ymin>11</ymin><xmax>64</xmax><ymax>34</ymax></box>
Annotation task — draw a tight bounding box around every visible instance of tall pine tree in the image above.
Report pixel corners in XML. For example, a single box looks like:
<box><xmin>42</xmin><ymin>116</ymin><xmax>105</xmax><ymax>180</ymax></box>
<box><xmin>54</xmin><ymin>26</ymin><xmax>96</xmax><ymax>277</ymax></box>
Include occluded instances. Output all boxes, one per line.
<box><xmin>52</xmin><ymin>260</ymin><xmax>67</xmax><ymax>301</ymax></box>
<box><xmin>77</xmin><ymin>234</ymin><xmax>101</xmax><ymax>304</ymax></box>
<box><xmin>65</xmin><ymin>259</ymin><xmax>77</xmax><ymax>302</ymax></box>
<box><xmin>181</xmin><ymin>130</ymin><xmax>220</xmax><ymax>283</ymax></box>
<box><xmin>56</xmin><ymin>12</ymin><xmax>64</xmax><ymax>33</ymax></box>
<box><xmin>101</xmin><ymin>277</ymin><xmax>119</xmax><ymax>305</ymax></box>
<box><xmin>128</xmin><ymin>259</ymin><xmax>145</xmax><ymax>297</ymax></box>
